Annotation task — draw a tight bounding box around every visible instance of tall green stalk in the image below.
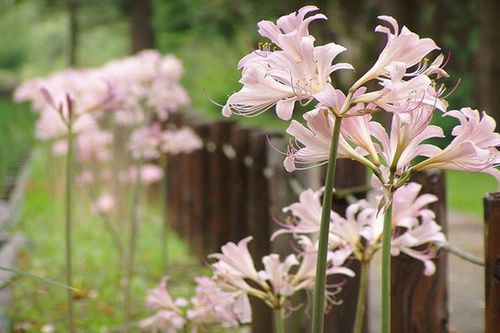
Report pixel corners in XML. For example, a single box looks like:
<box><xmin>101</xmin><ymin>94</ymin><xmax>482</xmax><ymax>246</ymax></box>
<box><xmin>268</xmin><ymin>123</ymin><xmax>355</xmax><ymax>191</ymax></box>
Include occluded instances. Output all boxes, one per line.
<box><xmin>124</xmin><ymin>157</ymin><xmax>143</xmax><ymax>331</ymax></box>
<box><xmin>65</xmin><ymin>117</ymin><xmax>75</xmax><ymax>333</ymax></box>
<box><xmin>311</xmin><ymin>115</ymin><xmax>343</xmax><ymax>333</ymax></box>
<box><xmin>353</xmin><ymin>260</ymin><xmax>369</xmax><ymax>333</ymax></box>
<box><xmin>381</xmin><ymin>202</ymin><xmax>393</xmax><ymax>333</ymax></box>
<box><xmin>274</xmin><ymin>308</ymin><xmax>285</xmax><ymax>333</ymax></box>
<box><xmin>160</xmin><ymin>155</ymin><xmax>169</xmax><ymax>270</ymax></box>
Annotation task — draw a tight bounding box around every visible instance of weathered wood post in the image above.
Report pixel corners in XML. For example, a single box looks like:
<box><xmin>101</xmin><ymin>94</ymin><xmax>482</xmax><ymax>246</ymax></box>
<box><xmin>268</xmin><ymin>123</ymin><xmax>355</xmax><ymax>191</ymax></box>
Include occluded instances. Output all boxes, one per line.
<box><xmin>391</xmin><ymin>169</ymin><xmax>449</xmax><ymax>333</ymax></box>
<box><xmin>166</xmin><ymin>113</ymin><xmax>185</xmax><ymax>235</ymax></box>
<box><xmin>208</xmin><ymin>120</ymin><xmax>235</xmax><ymax>251</ymax></box>
<box><xmin>188</xmin><ymin>122</ymin><xmax>211</xmax><ymax>260</ymax></box>
<box><xmin>484</xmin><ymin>192</ymin><xmax>500</xmax><ymax>333</ymax></box>
<box><xmin>229</xmin><ymin>126</ymin><xmax>251</xmax><ymax>242</ymax></box>
<box><xmin>325</xmin><ymin>159</ymin><xmax>368</xmax><ymax>333</ymax></box>
<box><xmin>246</xmin><ymin>130</ymin><xmax>274</xmax><ymax>333</ymax></box>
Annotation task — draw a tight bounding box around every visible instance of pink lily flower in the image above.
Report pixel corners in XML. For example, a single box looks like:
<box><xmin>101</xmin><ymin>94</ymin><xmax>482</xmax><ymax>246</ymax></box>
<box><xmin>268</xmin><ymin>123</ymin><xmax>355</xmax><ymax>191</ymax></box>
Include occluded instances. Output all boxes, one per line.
<box><xmin>188</xmin><ymin>276</ymin><xmax>251</xmax><ymax>327</ymax></box>
<box><xmin>353</xmin><ymin>15</ymin><xmax>440</xmax><ymax>89</ymax></box>
<box><xmin>284</xmin><ymin>107</ymin><xmax>377</xmax><ymax>172</ymax></box>
<box><xmin>223</xmin><ymin>6</ymin><xmax>352</xmax><ymax>120</ymax></box>
<box><xmin>413</xmin><ymin>108</ymin><xmax>500</xmax><ymax>186</ymax></box>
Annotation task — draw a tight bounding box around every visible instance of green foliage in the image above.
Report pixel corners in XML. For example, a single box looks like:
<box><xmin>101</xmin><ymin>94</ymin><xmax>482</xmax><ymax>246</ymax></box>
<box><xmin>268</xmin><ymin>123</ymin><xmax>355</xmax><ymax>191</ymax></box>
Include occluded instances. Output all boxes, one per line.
<box><xmin>447</xmin><ymin>170</ymin><xmax>496</xmax><ymax>216</ymax></box>
<box><xmin>9</xmin><ymin>149</ymin><xmax>204</xmax><ymax>331</ymax></box>
<box><xmin>0</xmin><ymin>97</ymin><xmax>36</xmax><ymax>197</ymax></box>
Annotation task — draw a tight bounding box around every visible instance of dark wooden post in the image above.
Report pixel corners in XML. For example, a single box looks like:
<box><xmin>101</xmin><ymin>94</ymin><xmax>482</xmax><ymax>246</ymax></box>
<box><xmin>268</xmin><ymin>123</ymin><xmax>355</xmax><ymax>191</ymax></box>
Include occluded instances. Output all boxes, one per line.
<box><xmin>129</xmin><ymin>0</ymin><xmax>155</xmax><ymax>52</ymax></box>
<box><xmin>166</xmin><ymin>113</ymin><xmax>185</xmax><ymax>235</ymax></box>
<box><xmin>484</xmin><ymin>192</ymin><xmax>500</xmax><ymax>333</ymax></box>
<box><xmin>208</xmin><ymin>120</ymin><xmax>235</xmax><ymax>251</ymax></box>
<box><xmin>189</xmin><ymin>123</ymin><xmax>211</xmax><ymax>260</ymax></box>
<box><xmin>391</xmin><ymin>169</ymin><xmax>449</xmax><ymax>333</ymax></box>
<box><xmin>228</xmin><ymin>126</ymin><xmax>250</xmax><ymax>242</ymax></box>
<box><xmin>246</xmin><ymin>131</ymin><xmax>273</xmax><ymax>333</ymax></box>
<box><xmin>325</xmin><ymin>159</ymin><xmax>368</xmax><ymax>333</ymax></box>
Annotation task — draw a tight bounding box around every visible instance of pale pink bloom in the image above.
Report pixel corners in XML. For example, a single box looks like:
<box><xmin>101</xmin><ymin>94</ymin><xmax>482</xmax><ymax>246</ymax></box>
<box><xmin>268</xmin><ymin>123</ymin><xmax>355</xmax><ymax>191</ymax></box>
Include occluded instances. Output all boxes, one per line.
<box><xmin>35</xmin><ymin>108</ymin><xmax>98</xmax><ymax>141</ymax></box>
<box><xmin>369</xmin><ymin>107</ymin><xmax>444</xmax><ymax>176</ymax></box>
<box><xmin>210</xmin><ymin>237</ymin><xmax>260</xmax><ymax>283</ymax></box>
<box><xmin>413</xmin><ymin>108</ymin><xmax>500</xmax><ymax>187</ymax></box>
<box><xmin>353</xmin><ymin>15</ymin><xmax>440</xmax><ymax>89</ymax></box>
<box><xmin>75</xmin><ymin>170</ymin><xmax>94</xmax><ymax>186</ymax></box>
<box><xmin>353</xmin><ymin>62</ymin><xmax>446</xmax><ymax>113</ymax></box>
<box><xmin>146</xmin><ymin>276</ymin><xmax>187</xmax><ymax>311</ymax></box>
<box><xmin>91</xmin><ymin>193</ymin><xmax>115</xmax><ymax>215</ymax></box>
<box><xmin>258</xmin><ymin>254</ymin><xmax>300</xmax><ymax>297</ymax></box>
<box><xmin>148</xmin><ymin>80</ymin><xmax>190</xmax><ymax>120</ymax></box>
<box><xmin>271</xmin><ymin>188</ymin><xmax>325</xmax><ymax>239</ymax></box>
<box><xmin>51</xmin><ymin>139</ymin><xmax>68</xmax><ymax>156</ymax></box>
<box><xmin>391</xmin><ymin>182</ymin><xmax>437</xmax><ymax>228</ymax></box>
<box><xmin>75</xmin><ymin>128</ymin><xmax>113</xmax><ymax>162</ymax></box>
<box><xmin>139</xmin><ymin>164</ymin><xmax>164</xmax><ymax>185</ymax></box>
<box><xmin>187</xmin><ymin>276</ymin><xmax>251</xmax><ymax>327</ymax></box>
<box><xmin>139</xmin><ymin>311</ymin><xmax>185</xmax><ymax>333</ymax></box>
<box><xmin>128</xmin><ymin>125</ymin><xmax>162</xmax><ymax>159</ymax></box>
<box><xmin>284</xmin><ymin>107</ymin><xmax>376</xmax><ymax>172</ymax></box>
<box><xmin>159</xmin><ymin>55</ymin><xmax>184</xmax><ymax>81</ymax></box>
<box><xmin>293</xmin><ymin>235</ymin><xmax>355</xmax><ymax>283</ymax></box>
<box><xmin>391</xmin><ymin>215</ymin><xmax>445</xmax><ymax>276</ymax></box>
<box><xmin>223</xmin><ymin>6</ymin><xmax>351</xmax><ymax>120</ymax></box>
<box><xmin>160</xmin><ymin>127</ymin><xmax>203</xmax><ymax>155</ymax></box>
<box><xmin>123</xmin><ymin>164</ymin><xmax>164</xmax><ymax>185</ymax></box>
<box><xmin>256</xmin><ymin>5</ymin><xmax>327</xmax><ymax>60</ymax></box>
<box><xmin>224</xmin><ymin>40</ymin><xmax>351</xmax><ymax>120</ymax></box>
<box><xmin>113</xmin><ymin>109</ymin><xmax>144</xmax><ymax>127</ymax></box>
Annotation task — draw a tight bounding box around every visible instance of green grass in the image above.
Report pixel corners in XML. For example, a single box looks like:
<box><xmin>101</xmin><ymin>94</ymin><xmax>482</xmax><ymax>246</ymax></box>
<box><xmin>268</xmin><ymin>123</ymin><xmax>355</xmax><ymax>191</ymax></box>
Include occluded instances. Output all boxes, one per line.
<box><xmin>446</xmin><ymin>170</ymin><xmax>497</xmax><ymax>216</ymax></box>
<box><xmin>0</xmin><ymin>97</ymin><xmax>36</xmax><ymax>197</ymax></box>
<box><xmin>9</xmin><ymin>148</ymin><xmax>205</xmax><ymax>332</ymax></box>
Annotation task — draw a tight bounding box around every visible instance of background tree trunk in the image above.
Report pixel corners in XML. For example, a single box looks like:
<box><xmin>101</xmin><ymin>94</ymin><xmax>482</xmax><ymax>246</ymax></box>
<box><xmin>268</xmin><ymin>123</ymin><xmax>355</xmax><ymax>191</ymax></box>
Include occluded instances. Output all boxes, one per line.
<box><xmin>67</xmin><ymin>0</ymin><xmax>78</xmax><ymax>66</ymax></box>
<box><xmin>477</xmin><ymin>0</ymin><xmax>500</xmax><ymax>123</ymax></box>
<box><xmin>129</xmin><ymin>0</ymin><xmax>155</xmax><ymax>53</ymax></box>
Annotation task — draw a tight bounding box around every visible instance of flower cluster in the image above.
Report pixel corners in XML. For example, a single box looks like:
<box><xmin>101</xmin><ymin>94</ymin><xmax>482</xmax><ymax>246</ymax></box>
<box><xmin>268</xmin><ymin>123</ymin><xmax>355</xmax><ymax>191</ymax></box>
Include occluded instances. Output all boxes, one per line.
<box><xmin>273</xmin><ymin>184</ymin><xmax>446</xmax><ymax>275</ymax></box>
<box><xmin>14</xmin><ymin>50</ymin><xmax>202</xmax><ymax>215</ymax></box>
<box><xmin>222</xmin><ymin>6</ymin><xmax>499</xmax><ymax>192</ymax></box>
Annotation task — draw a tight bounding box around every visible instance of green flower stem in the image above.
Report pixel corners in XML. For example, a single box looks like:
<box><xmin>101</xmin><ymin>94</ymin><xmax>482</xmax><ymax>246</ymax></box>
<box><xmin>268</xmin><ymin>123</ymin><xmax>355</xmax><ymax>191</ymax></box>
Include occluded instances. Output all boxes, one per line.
<box><xmin>160</xmin><ymin>155</ymin><xmax>169</xmax><ymax>270</ymax></box>
<box><xmin>274</xmin><ymin>308</ymin><xmax>285</xmax><ymax>333</ymax></box>
<box><xmin>353</xmin><ymin>260</ymin><xmax>369</xmax><ymax>333</ymax></box>
<box><xmin>65</xmin><ymin>118</ymin><xmax>75</xmax><ymax>333</ymax></box>
<box><xmin>381</xmin><ymin>202</ymin><xmax>393</xmax><ymax>333</ymax></box>
<box><xmin>311</xmin><ymin>115</ymin><xmax>343</xmax><ymax>333</ymax></box>
<box><xmin>124</xmin><ymin>157</ymin><xmax>143</xmax><ymax>332</ymax></box>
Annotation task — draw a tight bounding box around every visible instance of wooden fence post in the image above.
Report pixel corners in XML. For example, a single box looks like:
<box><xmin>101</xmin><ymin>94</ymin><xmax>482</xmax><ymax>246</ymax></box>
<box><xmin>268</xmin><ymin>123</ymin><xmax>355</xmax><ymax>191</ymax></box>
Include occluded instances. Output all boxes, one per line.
<box><xmin>208</xmin><ymin>120</ymin><xmax>235</xmax><ymax>251</ymax></box>
<box><xmin>484</xmin><ymin>192</ymin><xmax>500</xmax><ymax>333</ymax></box>
<box><xmin>391</xmin><ymin>169</ymin><xmax>449</xmax><ymax>333</ymax></box>
<box><xmin>246</xmin><ymin>130</ymin><xmax>274</xmax><ymax>333</ymax></box>
<box><xmin>228</xmin><ymin>126</ymin><xmax>250</xmax><ymax>242</ymax></box>
<box><xmin>188</xmin><ymin>122</ymin><xmax>211</xmax><ymax>260</ymax></box>
<box><xmin>325</xmin><ymin>159</ymin><xmax>368</xmax><ymax>333</ymax></box>
<box><xmin>166</xmin><ymin>113</ymin><xmax>185</xmax><ymax>235</ymax></box>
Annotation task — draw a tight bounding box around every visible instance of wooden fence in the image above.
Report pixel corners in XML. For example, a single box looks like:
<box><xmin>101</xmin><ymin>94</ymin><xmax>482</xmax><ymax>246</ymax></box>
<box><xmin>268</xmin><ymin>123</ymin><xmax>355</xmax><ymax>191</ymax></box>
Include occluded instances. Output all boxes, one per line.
<box><xmin>165</xmin><ymin>114</ymin><xmax>498</xmax><ymax>333</ymax></box>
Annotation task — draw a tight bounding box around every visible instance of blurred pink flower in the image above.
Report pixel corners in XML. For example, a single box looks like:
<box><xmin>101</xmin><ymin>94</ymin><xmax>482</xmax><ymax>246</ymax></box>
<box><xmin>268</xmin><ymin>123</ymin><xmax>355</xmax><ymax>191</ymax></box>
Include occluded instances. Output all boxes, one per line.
<box><xmin>91</xmin><ymin>194</ymin><xmax>115</xmax><ymax>215</ymax></box>
<box><xmin>143</xmin><ymin>276</ymin><xmax>187</xmax><ymax>333</ymax></box>
<box><xmin>160</xmin><ymin>127</ymin><xmax>203</xmax><ymax>155</ymax></box>
<box><xmin>187</xmin><ymin>276</ymin><xmax>251</xmax><ymax>327</ymax></box>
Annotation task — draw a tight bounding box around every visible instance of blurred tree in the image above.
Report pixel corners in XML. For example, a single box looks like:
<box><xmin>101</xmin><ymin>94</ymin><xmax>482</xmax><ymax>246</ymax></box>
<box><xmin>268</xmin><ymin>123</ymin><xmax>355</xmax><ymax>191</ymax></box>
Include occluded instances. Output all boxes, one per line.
<box><xmin>477</xmin><ymin>0</ymin><xmax>500</xmax><ymax>123</ymax></box>
<box><xmin>67</xmin><ymin>0</ymin><xmax>79</xmax><ymax>66</ymax></box>
<box><xmin>128</xmin><ymin>0</ymin><xmax>155</xmax><ymax>52</ymax></box>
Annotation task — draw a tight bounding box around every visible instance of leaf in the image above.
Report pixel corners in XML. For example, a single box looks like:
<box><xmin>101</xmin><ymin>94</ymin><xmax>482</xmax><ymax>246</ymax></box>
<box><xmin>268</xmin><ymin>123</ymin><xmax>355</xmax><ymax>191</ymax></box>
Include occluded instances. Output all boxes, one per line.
<box><xmin>0</xmin><ymin>266</ymin><xmax>77</xmax><ymax>291</ymax></box>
